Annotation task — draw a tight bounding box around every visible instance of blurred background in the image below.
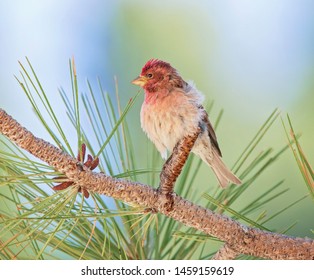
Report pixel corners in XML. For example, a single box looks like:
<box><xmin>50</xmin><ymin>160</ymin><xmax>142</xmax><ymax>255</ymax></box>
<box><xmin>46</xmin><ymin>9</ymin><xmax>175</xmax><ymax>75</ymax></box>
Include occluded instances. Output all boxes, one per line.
<box><xmin>1</xmin><ymin>0</ymin><xmax>313</xmax><ymax>238</ymax></box>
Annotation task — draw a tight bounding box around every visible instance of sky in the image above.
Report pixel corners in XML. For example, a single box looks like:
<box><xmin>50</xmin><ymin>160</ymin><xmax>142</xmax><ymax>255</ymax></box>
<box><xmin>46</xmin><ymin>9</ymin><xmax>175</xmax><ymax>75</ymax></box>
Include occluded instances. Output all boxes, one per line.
<box><xmin>1</xmin><ymin>0</ymin><xmax>313</xmax><ymax>117</ymax></box>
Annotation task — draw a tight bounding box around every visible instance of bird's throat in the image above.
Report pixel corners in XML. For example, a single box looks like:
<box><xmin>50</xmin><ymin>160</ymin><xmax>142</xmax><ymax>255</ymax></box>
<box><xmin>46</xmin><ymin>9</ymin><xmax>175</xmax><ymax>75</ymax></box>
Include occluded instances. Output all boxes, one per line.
<box><xmin>144</xmin><ymin>89</ymin><xmax>168</xmax><ymax>104</ymax></box>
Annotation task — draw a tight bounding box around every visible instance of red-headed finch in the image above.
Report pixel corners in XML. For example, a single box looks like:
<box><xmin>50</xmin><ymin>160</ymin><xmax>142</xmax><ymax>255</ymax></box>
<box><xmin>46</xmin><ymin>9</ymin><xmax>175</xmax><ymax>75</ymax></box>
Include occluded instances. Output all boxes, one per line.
<box><xmin>132</xmin><ymin>59</ymin><xmax>241</xmax><ymax>188</ymax></box>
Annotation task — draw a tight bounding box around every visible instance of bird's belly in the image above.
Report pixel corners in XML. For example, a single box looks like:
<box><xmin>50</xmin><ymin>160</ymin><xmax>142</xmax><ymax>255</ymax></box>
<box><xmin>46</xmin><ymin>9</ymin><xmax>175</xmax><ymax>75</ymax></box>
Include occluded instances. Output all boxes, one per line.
<box><xmin>141</xmin><ymin>101</ymin><xmax>199</xmax><ymax>153</ymax></box>
<box><xmin>143</xmin><ymin>111</ymin><xmax>184</xmax><ymax>151</ymax></box>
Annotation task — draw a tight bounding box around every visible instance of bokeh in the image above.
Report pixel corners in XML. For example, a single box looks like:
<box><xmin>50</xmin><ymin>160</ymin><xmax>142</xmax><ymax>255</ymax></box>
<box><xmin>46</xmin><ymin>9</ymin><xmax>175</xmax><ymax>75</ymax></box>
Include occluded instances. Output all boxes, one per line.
<box><xmin>1</xmin><ymin>0</ymin><xmax>313</xmax><ymax>238</ymax></box>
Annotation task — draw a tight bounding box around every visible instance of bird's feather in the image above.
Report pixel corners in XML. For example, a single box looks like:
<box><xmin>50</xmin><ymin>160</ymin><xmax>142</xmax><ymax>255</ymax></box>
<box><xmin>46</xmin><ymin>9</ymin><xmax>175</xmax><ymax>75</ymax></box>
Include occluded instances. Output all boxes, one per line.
<box><xmin>198</xmin><ymin>106</ymin><xmax>222</xmax><ymax>157</ymax></box>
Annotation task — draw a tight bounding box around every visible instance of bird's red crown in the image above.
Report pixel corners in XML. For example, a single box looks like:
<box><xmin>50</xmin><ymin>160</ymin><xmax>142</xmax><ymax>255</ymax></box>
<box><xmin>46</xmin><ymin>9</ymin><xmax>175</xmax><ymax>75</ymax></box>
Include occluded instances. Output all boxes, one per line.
<box><xmin>141</xmin><ymin>59</ymin><xmax>172</xmax><ymax>75</ymax></box>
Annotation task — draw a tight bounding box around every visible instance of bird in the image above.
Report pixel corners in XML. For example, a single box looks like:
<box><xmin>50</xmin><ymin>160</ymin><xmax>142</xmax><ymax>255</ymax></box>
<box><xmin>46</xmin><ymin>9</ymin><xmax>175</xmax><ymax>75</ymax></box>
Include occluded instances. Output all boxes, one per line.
<box><xmin>131</xmin><ymin>59</ymin><xmax>241</xmax><ymax>188</ymax></box>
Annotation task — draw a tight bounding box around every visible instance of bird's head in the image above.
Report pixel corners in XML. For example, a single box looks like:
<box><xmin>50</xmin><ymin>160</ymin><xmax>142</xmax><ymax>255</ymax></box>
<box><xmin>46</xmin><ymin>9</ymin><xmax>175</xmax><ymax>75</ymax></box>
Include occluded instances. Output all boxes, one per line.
<box><xmin>132</xmin><ymin>59</ymin><xmax>185</xmax><ymax>93</ymax></box>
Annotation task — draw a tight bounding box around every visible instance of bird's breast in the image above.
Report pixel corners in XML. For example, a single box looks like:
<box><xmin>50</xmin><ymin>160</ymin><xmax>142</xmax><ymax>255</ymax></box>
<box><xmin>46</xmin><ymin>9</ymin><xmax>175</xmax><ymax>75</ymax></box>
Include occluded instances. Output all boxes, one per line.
<box><xmin>140</xmin><ymin>91</ymin><xmax>201</xmax><ymax>152</ymax></box>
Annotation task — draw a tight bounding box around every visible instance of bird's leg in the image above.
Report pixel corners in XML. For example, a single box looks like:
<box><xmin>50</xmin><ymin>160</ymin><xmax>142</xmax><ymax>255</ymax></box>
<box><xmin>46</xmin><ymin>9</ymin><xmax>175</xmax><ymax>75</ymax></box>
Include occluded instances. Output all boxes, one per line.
<box><xmin>158</xmin><ymin>127</ymin><xmax>201</xmax><ymax>211</ymax></box>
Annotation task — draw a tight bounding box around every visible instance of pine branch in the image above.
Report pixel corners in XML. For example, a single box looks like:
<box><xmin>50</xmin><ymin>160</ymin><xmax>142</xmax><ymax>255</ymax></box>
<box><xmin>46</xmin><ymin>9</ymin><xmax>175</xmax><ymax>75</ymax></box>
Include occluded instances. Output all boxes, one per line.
<box><xmin>0</xmin><ymin>108</ymin><xmax>313</xmax><ymax>260</ymax></box>
<box><xmin>158</xmin><ymin>127</ymin><xmax>201</xmax><ymax>210</ymax></box>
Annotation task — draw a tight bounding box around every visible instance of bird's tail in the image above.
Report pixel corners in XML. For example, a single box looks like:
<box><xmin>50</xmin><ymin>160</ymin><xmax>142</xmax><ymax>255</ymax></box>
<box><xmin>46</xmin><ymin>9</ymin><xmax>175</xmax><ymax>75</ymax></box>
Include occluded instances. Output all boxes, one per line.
<box><xmin>209</xmin><ymin>149</ymin><xmax>241</xmax><ymax>188</ymax></box>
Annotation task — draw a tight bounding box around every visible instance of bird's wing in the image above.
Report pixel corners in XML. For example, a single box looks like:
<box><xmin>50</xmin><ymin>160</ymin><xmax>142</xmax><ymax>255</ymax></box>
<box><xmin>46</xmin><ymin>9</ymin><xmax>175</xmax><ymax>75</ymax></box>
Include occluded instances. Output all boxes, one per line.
<box><xmin>199</xmin><ymin>106</ymin><xmax>222</xmax><ymax>157</ymax></box>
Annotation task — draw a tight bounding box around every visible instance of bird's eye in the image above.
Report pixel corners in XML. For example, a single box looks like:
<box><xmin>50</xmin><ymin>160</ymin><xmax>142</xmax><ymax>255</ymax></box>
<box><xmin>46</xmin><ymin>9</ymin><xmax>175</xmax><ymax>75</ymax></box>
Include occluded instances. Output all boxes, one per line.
<box><xmin>146</xmin><ymin>73</ymin><xmax>153</xmax><ymax>78</ymax></box>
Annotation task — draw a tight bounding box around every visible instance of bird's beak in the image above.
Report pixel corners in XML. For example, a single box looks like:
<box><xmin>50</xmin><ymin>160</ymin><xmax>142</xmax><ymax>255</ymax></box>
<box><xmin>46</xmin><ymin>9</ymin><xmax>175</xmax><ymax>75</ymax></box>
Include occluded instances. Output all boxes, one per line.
<box><xmin>131</xmin><ymin>75</ymin><xmax>147</xmax><ymax>87</ymax></box>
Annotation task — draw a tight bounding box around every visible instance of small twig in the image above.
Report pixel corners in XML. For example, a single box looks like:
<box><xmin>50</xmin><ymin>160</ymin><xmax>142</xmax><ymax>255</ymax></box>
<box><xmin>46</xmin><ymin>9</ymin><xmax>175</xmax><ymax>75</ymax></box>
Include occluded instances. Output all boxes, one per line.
<box><xmin>157</xmin><ymin>127</ymin><xmax>201</xmax><ymax>211</ymax></box>
<box><xmin>159</xmin><ymin>127</ymin><xmax>201</xmax><ymax>195</ymax></box>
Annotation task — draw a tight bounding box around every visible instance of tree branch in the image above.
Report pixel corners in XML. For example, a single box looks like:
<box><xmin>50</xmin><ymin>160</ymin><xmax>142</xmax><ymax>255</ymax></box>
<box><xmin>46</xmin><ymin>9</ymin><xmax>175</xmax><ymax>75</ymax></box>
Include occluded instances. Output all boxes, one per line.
<box><xmin>158</xmin><ymin>127</ymin><xmax>201</xmax><ymax>210</ymax></box>
<box><xmin>0</xmin><ymin>108</ymin><xmax>313</xmax><ymax>260</ymax></box>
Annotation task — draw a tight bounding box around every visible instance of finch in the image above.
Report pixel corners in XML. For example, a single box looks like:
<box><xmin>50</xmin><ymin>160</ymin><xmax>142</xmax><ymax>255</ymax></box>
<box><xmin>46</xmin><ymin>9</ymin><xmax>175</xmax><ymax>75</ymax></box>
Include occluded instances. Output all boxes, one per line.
<box><xmin>132</xmin><ymin>59</ymin><xmax>241</xmax><ymax>188</ymax></box>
